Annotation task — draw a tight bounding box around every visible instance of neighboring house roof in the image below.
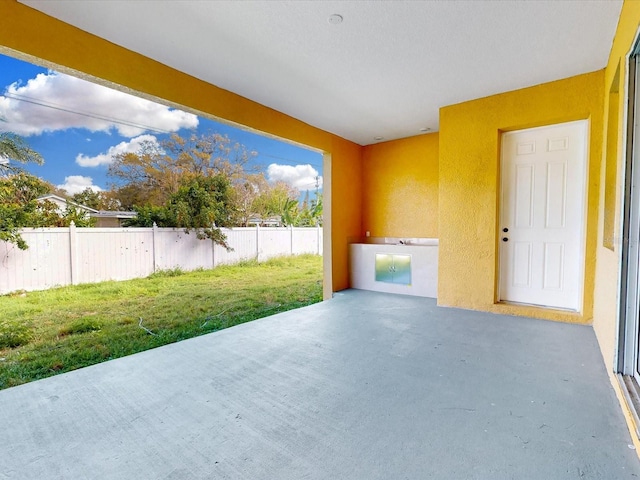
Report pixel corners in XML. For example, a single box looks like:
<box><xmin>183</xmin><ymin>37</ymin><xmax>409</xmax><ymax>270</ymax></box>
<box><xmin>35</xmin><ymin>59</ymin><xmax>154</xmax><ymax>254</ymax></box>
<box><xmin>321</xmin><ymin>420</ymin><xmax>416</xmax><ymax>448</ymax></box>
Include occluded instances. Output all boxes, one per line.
<box><xmin>37</xmin><ymin>195</ymin><xmax>137</xmax><ymax>221</ymax></box>
<box><xmin>247</xmin><ymin>216</ymin><xmax>281</xmax><ymax>227</ymax></box>
<box><xmin>36</xmin><ymin>194</ymin><xmax>99</xmax><ymax>213</ymax></box>
<box><xmin>89</xmin><ymin>211</ymin><xmax>137</xmax><ymax>220</ymax></box>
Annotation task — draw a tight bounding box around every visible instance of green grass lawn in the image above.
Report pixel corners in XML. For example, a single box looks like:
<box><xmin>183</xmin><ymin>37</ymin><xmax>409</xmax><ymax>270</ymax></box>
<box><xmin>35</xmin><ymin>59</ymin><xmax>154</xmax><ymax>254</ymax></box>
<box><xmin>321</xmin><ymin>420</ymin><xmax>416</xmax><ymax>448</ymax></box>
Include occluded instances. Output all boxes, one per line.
<box><xmin>0</xmin><ymin>254</ymin><xmax>323</xmax><ymax>390</ymax></box>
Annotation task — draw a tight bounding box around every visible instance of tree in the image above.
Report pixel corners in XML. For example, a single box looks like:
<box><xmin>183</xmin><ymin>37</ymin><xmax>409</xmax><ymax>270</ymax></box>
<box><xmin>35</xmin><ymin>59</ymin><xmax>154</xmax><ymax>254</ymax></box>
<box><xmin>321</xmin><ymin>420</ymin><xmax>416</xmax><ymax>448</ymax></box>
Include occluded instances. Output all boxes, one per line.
<box><xmin>71</xmin><ymin>188</ymin><xmax>121</xmax><ymax>211</ymax></box>
<box><xmin>300</xmin><ymin>192</ymin><xmax>323</xmax><ymax>227</ymax></box>
<box><xmin>230</xmin><ymin>173</ymin><xmax>269</xmax><ymax>226</ymax></box>
<box><xmin>0</xmin><ymin>132</ymin><xmax>44</xmax><ymax>175</ymax></box>
<box><xmin>108</xmin><ymin>138</ymin><xmax>171</xmax><ymax>207</ymax></box>
<box><xmin>123</xmin><ymin>205</ymin><xmax>176</xmax><ymax>228</ymax></box>
<box><xmin>310</xmin><ymin>193</ymin><xmax>323</xmax><ymax>226</ymax></box>
<box><xmin>113</xmin><ymin>183</ymin><xmax>152</xmax><ymax>211</ymax></box>
<box><xmin>250</xmin><ymin>181</ymin><xmax>300</xmax><ymax>225</ymax></box>
<box><xmin>126</xmin><ymin>175</ymin><xmax>234</xmax><ymax>249</ymax></box>
<box><xmin>0</xmin><ymin>133</ymin><xmax>81</xmax><ymax>248</ymax></box>
<box><xmin>108</xmin><ymin>132</ymin><xmax>256</xmax><ymax>208</ymax></box>
<box><xmin>57</xmin><ymin>205</ymin><xmax>96</xmax><ymax>228</ymax></box>
<box><xmin>274</xmin><ymin>198</ymin><xmax>298</xmax><ymax>227</ymax></box>
<box><xmin>0</xmin><ymin>172</ymin><xmax>56</xmax><ymax>249</ymax></box>
<box><xmin>0</xmin><ymin>170</ymin><xmax>98</xmax><ymax>249</ymax></box>
<box><xmin>168</xmin><ymin>175</ymin><xmax>233</xmax><ymax>248</ymax></box>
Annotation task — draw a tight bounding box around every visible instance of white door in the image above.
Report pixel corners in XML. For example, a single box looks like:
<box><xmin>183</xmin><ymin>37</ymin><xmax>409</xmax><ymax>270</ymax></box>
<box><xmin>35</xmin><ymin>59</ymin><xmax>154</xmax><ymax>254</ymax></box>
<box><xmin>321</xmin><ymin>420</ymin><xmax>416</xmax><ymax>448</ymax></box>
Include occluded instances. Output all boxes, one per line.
<box><xmin>499</xmin><ymin>120</ymin><xmax>588</xmax><ymax>311</ymax></box>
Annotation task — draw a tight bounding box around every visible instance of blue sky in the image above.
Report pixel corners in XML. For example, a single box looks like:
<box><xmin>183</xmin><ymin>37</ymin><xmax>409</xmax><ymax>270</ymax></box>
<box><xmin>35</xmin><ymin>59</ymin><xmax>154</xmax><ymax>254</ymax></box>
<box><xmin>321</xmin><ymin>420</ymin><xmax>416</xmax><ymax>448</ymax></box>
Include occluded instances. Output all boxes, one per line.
<box><xmin>0</xmin><ymin>53</ymin><xmax>322</xmax><ymax>197</ymax></box>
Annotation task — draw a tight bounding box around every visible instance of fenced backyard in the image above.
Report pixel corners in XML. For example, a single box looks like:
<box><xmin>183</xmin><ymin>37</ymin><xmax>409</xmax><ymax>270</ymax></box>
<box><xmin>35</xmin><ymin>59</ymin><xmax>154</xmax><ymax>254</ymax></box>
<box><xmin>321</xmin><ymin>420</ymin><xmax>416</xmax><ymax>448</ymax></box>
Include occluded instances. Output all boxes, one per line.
<box><xmin>0</xmin><ymin>225</ymin><xmax>323</xmax><ymax>295</ymax></box>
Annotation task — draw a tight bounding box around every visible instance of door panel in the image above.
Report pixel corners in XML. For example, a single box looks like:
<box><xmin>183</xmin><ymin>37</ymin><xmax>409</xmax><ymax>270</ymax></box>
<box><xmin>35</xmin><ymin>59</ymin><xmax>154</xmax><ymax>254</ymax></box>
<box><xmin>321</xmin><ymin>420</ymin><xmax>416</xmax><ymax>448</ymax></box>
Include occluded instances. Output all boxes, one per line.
<box><xmin>512</xmin><ymin>242</ymin><xmax>532</xmax><ymax>287</ymax></box>
<box><xmin>499</xmin><ymin>120</ymin><xmax>587</xmax><ymax>311</ymax></box>
<box><xmin>375</xmin><ymin>254</ymin><xmax>394</xmax><ymax>283</ymax></box>
<box><xmin>393</xmin><ymin>254</ymin><xmax>412</xmax><ymax>286</ymax></box>
<box><xmin>545</xmin><ymin>162</ymin><xmax>566</xmax><ymax>228</ymax></box>
<box><xmin>542</xmin><ymin>242</ymin><xmax>564</xmax><ymax>290</ymax></box>
<box><xmin>515</xmin><ymin>165</ymin><xmax>534</xmax><ymax>228</ymax></box>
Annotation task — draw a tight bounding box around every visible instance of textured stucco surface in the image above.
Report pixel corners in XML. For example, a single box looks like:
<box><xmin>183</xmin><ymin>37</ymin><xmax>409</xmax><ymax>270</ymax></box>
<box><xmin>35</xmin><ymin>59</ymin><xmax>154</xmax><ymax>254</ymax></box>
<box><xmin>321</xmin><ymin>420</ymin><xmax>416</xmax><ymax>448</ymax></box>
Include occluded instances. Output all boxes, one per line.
<box><xmin>589</xmin><ymin>3</ymin><xmax>640</xmax><ymax>446</ymax></box>
<box><xmin>362</xmin><ymin>133</ymin><xmax>439</xmax><ymax>239</ymax></box>
<box><xmin>1</xmin><ymin>290</ymin><xmax>639</xmax><ymax>479</ymax></box>
<box><xmin>438</xmin><ymin>70</ymin><xmax>604</xmax><ymax>323</ymax></box>
<box><xmin>592</xmin><ymin>0</ymin><xmax>640</xmax><ymax>374</ymax></box>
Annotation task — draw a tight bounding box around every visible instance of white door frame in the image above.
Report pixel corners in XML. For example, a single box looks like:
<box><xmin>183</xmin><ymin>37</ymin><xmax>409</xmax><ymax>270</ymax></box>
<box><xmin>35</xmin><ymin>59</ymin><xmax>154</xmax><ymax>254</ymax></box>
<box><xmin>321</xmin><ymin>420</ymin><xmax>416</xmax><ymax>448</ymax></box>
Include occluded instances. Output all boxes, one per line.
<box><xmin>614</xmin><ymin>30</ymin><xmax>640</xmax><ymax>434</ymax></box>
<box><xmin>497</xmin><ymin>121</ymin><xmax>589</xmax><ymax>311</ymax></box>
<box><xmin>617</xmin><ymin>31</ymin><xmax>640</xmax><ymax>379</ymax></box>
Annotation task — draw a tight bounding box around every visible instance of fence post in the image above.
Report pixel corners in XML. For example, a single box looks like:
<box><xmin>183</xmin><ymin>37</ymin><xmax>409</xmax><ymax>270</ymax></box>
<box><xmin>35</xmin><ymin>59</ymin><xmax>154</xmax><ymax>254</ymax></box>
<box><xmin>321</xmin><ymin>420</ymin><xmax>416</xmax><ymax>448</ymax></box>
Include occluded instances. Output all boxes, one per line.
<box><xmin>290</xmin><ymin>225</ymin><xmax>294</xmax><ymax>255</ymax></box>
<box><xmin>212</xmin><ymin>223</ymin><xmax>216</xmax><ymax>268</ymax></box>
<box><xmin>256</xmin><ymin>224</ymin><xmax>261</xmax><ymax>261</ymax></box>
<box><xmin>317</xmin><ymin>224</ymin><xmax>321</xmax><ymax>255</ymax></box>
<box><xmin>152</xmin><ymin>222</ymin><xmax>158</xmax><ymax>273</ymax></box>
<box><xmin>69</xmin><ymin>221</ymin><xmax>78</xmax><ymax>285</ymax></box>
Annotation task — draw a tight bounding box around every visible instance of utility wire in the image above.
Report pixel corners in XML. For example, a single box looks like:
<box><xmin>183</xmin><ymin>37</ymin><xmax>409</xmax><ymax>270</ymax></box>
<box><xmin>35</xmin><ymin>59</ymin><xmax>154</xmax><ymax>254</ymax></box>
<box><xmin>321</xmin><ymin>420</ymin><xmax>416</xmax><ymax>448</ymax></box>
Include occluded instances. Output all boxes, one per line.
<box><xmin>3</xmin><ymin>92</ymin><xmax>174</xmax><ymax>135</ymax></box>
<box><xmin>297</xmin><ymin>181</ymin><xmax>324</xmax><ymax>189</ymax></box>
<box><xmin>3</xmin><ymin>93</ymin><xmax>324</xmax><ymax>170</ymax></box>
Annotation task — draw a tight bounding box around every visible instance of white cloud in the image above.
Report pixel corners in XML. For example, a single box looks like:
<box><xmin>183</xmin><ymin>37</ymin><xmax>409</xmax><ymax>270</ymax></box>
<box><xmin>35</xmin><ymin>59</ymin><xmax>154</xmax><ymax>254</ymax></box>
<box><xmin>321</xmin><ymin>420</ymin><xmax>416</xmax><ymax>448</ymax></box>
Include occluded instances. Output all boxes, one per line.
<box><xmin>0</xmin><ymin>71</ymin><xmax>198</xmax><ymax>137</ymax></box>
<box><xmin>267</xmin><ymin>163</ymin><xmax>323</xmax><ymax>190</ymax></box>
<box><xmin>57</xmin><ymin>175</ymin><xmax>103</xmax><ymax>195</ymax></box>
<box><xmin>76</xmin><ymin>134</ymin><xmax>159</xmax><ymax>167</ymax></box>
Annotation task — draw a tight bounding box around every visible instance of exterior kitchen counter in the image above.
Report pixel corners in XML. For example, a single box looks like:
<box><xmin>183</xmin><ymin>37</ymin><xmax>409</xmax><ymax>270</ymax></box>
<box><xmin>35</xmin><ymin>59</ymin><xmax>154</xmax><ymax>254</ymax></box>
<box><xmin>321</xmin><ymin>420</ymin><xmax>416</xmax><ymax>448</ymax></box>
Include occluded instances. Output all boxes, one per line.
<box><xmin>349</xmin><ymin>241</ymin><xmax>438</xmax><ymax>298</ymax></box>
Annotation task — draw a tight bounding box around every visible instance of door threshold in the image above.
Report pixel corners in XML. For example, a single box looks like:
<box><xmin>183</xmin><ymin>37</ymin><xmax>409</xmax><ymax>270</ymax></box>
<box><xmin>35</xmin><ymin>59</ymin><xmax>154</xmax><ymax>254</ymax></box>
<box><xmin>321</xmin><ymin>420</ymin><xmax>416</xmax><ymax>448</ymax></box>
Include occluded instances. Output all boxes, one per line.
<box><xmin>497</xmin><ymin>300</ymin><xmax>579</xmax><ymax>313</ymax></box>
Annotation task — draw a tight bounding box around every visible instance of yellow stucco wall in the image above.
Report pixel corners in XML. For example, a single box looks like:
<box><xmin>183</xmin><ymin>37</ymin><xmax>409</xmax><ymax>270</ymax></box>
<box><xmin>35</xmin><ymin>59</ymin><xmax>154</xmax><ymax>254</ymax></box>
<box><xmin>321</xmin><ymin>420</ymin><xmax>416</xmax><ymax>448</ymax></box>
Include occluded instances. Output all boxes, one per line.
<box><xmin>362</xmin><ymin>134</ymin><xmax>439</xmax><ymax>239</ymax></box>
<box><xmin>438</xmin><ymin>71</ymin><xmax>604</xmax><ymax>323</ymax></box>
<box><xmin>0</xmin><ymin>0</ymin><xmax>362</xmax><ymax>295</ymax></box>
<box><xmin>591</xmin><ymin>1</ymin><xmax>640</xmax><ymax>450</ymax></box>
<box><xmin>594</xmin><ymin>0</ymin><xmax>640</xmax><ymax>373</ymax></box>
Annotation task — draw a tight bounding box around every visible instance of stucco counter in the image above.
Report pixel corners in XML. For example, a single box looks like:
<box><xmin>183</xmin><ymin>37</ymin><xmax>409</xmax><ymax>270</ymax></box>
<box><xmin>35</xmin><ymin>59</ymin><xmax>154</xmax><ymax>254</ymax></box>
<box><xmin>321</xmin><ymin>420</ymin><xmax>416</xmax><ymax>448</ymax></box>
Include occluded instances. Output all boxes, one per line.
<box><xmin>349</xmin><ymin>241</ymin><xmax>438</xmax><ymax>298</ymax></box>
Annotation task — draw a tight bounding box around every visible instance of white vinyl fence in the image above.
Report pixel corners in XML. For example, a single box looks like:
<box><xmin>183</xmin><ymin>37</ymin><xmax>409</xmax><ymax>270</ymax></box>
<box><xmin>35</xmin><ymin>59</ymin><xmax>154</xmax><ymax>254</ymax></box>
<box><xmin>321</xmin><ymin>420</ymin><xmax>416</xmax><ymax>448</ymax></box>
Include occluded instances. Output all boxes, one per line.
<box><xmin>0</xmin><ymin>225</ymin><xmax>323</xmax><ymax>294</ymax></box>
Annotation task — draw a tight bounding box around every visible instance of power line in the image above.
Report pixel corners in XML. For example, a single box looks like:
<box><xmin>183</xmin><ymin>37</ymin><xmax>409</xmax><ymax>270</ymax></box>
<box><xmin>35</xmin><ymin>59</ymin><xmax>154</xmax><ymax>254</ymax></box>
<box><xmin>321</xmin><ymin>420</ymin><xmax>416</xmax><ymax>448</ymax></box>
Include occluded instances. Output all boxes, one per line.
<box><xmin>3</xmin><ymin>92</ymin><xmax>174</xmax><ymax>135</ymax></box>
<box><xmin>3</xmin><ymin>93</ymin><xmax>324</xmax><ymax>170</ymax></box>
<box><xmin>297</xmin><ymin>180</ymin><xmax>324</xmax><ymax>189</ymax></box>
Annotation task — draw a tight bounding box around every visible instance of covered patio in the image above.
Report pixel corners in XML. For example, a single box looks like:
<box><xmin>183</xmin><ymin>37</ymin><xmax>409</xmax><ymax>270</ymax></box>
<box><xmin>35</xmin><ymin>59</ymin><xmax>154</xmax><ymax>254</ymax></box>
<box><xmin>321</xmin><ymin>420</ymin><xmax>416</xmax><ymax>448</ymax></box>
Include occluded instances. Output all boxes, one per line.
<box><xmin>2</xmin><ymin>290</ymin><xmax>638</xmax><ymax>479</ymax></box>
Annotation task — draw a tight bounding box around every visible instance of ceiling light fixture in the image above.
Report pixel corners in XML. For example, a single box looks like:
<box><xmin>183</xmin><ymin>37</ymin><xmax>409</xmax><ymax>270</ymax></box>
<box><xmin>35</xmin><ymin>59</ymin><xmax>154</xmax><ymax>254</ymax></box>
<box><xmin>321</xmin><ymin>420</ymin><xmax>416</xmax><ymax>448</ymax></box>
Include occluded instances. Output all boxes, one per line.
<box><xmin>419</xmin><ymin>127</ymin><xmax>431</xmax><ymax>133</ymax></box>
<box><xmin>328</xmin><ymin>14</ymin><xmax>343</xmax><ymax>25</ymax></box>
<box><xmin>374</xmin><ymin>136</ymin><xmax>384</xmax><ymax>141</ymax></box>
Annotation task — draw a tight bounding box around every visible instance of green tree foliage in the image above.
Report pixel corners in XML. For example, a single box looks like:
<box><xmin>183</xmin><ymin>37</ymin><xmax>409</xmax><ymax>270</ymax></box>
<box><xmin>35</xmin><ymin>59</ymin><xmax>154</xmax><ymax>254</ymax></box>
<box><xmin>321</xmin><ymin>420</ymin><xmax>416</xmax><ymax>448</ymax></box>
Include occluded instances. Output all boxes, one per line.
<box><xmin>58</xmin><ymin>205</ymin><xmax>96</xmax><ymax>228</ymax></box>
<box><xmin>124</xmin><ymin>205</ymin><xmax>176</xmax><ymax>228</ymax></box>
<box><xmin>280</xmin><ymin>197</ymin><xmax>301</xmax><ymax>227</ymax></box>
<box><xmin>0</xmin><ymin>173</ymin><xmax>56</xmax><ymax>249</ymax></box>
<box><xmin>0</xmin><ymin>132</ymin><xmax>44</xmax><ymax>175</ymax></box>
<box><xmin>293</xmin><ymin>192</ymin><xmax>323</xmax><ymax>227</ymax></box>
<box><xmin>71</xmin><ymin>188</ymin><xmax>121</xmax><ymax>211</ymax></box>
<box><xmin>169</xmin><ymin>175</ymin><xmax>233</xmax><ymax>248</ymax></box>
<box><xmin>249</xmin><ymin>183</ymin><xmax>323</xmax><ymax>227</ymax></box>
<box><xmin>250</xmin><ymin>181</ymin><xmax>299</xmax><ymax>225</ymax></box>
<box><xmin>0</xmin><ymin>173</ymin><xmax>97</xmax><ymax>249</ymax></box>
<box><xmin>0</xmin><ymin>133</ymin><xmax>98</xmax><ymax>248</ymax></box>
<box><xmin>126</xmin><ymin>175</ymin><xmax>233</xmax><ymax>249</ymax></box>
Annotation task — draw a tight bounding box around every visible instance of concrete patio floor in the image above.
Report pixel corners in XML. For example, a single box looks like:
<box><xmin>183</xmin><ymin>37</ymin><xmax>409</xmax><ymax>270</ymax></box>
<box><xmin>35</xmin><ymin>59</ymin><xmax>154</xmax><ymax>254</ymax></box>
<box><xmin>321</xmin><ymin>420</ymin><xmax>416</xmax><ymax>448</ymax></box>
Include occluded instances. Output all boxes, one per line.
<box><xmin>2</xmin><ymin>289</ymin><xmax>640</xmax><ymax>479</ymax></box>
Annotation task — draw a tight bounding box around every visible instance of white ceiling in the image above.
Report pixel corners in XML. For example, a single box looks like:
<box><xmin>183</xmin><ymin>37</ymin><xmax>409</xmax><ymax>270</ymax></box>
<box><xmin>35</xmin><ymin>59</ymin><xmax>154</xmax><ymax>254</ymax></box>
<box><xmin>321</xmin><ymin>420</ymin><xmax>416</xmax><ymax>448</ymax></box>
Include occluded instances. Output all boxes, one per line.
<box><xmin>21</xmin><ymin>0</ymin><xmax>622</xmax><ymax>146</ymax></box>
